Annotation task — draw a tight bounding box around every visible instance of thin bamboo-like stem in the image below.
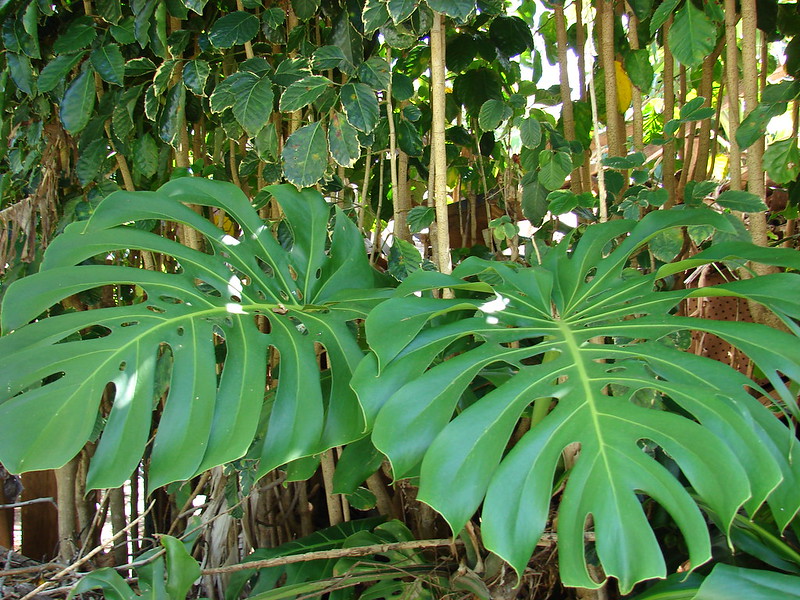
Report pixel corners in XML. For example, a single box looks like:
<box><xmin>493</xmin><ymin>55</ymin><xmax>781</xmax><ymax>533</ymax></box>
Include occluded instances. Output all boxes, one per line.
<box><xmin>599</xmin><ymin>0</ymin><xmax>623</xmax><ymax>157</ymax></box>
<box><xmin>320</xmin><ymin>450</ymin><xmax>343</xmax><ymax>526</ymax></box>
<box><xmin>627</xmin><ymin>10</ymin><xmax>644</xmax><ymax>153</ymax></box>
<box><xmin>555</xmin><ymin>2</ymin><xmax>580</xmax><ymax>192</ymax></box>
<box><xmin>662</xmin><ymin>16</ymin><xmax>677</xmax><ymax>207</ymax></box>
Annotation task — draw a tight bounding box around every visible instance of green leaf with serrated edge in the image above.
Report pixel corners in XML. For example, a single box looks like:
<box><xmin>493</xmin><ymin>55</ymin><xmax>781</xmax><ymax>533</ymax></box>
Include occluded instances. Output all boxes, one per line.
<box><xmin>478</xmin><ymin>99</ymin><xmax>510</xmax><ymax>131</ymax></box>
<box><xmin>273</xmin><ymin>57</ymin><xmax>311</xmax><ymax>87</ymax></box>
<box><xmin>133</xmin><ymin>133</ymin><xmax>159</xmax><ymax>178</ymax></box>
<box><xmin>153</xmin><ymin>59</ymin><xmax>177</xmax><ymax>95</ymax></box>
<box><xmin>7</xmin><ymin>53</ymin><xmax>34</xmax><ymax>95</ymax></box>
<box><xmin>60</xmin><ymin>69</ymin><xmax>95</xmax><ymax>134</ymax></box>
<box><xmin>387</xmin><ymin>0</ymin><xmax>415</xmax><ymax>23</ymax></box>
<box><xmin>53</xmin><ymin>17</ymin><xmax>96</xmax><ymax>54</ymax></box>
<box><xmin>352</xmin><ymin>209</ymin><xmax>800</xmax><ymax>593</ymax></box>
<box><xmin>230</xmin><ymin>73</ymin><xmax>274</xmax><ymax>137</ymax></box>
<box><xmin>159</xmin><ymin>82</ymin><xmax>185</xmax><ymax>147</ymax></box>
<box><xmin>649</xmin><ymin>0</ymin><xmax>680</xmax><ymax>37</ymax></box>
<box><xmin>330</xmin><ymin>10</ymin><xmax>364</xmax><ymax>69</ymax></box>
<box><xmin>715</xmin><ymin>190</ymin><xmax>768</xmax><ymax>212</ymax></box>
<box><xmin>311</xmin><ymin>45</ymin><xmax>346</xmax><ymax>71</ymax></box>
<box><xmin>90</xmin><ymin>44</ymin><xmax>125</xmax><ymax>86</ymax></box>
<box><xmin>520</xmin><ymin>117</ymin><xmax>542</xmax><ymax>148</ymax></box>
<box><xmin>695</xmin><ymin>564</ymin><xmax>800</xmax><ymax>600</ymax></box>
<box><xmin>181</xmin><ymin>0</ymin><xmax>208</xmax><ymax>14</ymax></box>
<box><xmin>328</xmin><ymin>112</ymin><xmax>361</xmax><ymax>168</ymax></box>
<box><xmin>39</xmin><ymin>52</ymin><xmax>86</xmax><ymax>93</ymax></box>
<box><xmin>737</xmin><ymin>102</ymin><xmax>788</xmax><ymax>149</ymax></box>
<box><xmin>282</xmin><ymin>121</ymin><xmax>328</xmax><ymax>187</ymax></box>
<box><xmin>97</xmin><ymin>0</ymin><xmax>122</xmax><ymax>23</ymax></box>
<box><xmin>649</xmin><ymin>227</ymin><xmax>683</xmax><ymax>262</ymax></box>
<box><xmin>0</xmin><ymin>179</ymin><xmax>382</xmax><ymax>489</ymax></box>
<box><xmin>624</xmin><ymin>49</ymin><xmax>653</xmax><ymax>93</ymax></box>
<box><xmin>363</xmin><ymin>0</ymin><xmax>389</xmax><ymax>34</ymax></box>
<box><xmin>668</xmin><ymin>1</ymin><xmax>717</xmax><ymax>68</ymax></box>
<box><xmin>427</xmin><ymin>0</ymin><xmax>475</xmax><ymax>21</ymax></box>
<box><xmin>489</xmin><ymin>15</ymin><xmax>533</xmax><ymax>57</ymax></box>
<box><xmin>341</xmin><ymin>83</ymin><xmax>379</xmax><ymax>133</ymax></box>
<box><xmin>279</xmin><ymin>75</ymin><xmax>332</xmax><ymax>112</ymax></box>
<box><xmin>763</xmin><ymin>138</ymin><xmax>800</xmax><ymax>184</ymax></box>
<box><xmin>75</xmin><ymin>138</ymin><xmax>109</xmax><ymax>186</ymax></box>
<box><xmin>182</xmin><ymin>59</ymin><xmax>210</xmax><ymax>96</ymax></box>
<box><xmin>357</xmin><ymin>57</ymin><xmax>390</xmax><ymax>90</ymax></box>
<box><xmin>407</xmin><ymin>206</ymin><xmax>435</xmax><ymax>233</ymax></box>
<box><xmin>538</xmin><ymin>150</ymin><xmax>572</xmax><ymax>190</ymax></box>
<box><xmin>209</xmin><ymin>11</ymin><xmax>259</xmax><ymax>48</ymax></box>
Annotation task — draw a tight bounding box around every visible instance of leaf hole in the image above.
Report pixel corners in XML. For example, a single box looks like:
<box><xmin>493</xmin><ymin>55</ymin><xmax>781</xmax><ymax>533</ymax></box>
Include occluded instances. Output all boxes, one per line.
<box><xmin>288</xmin><ymin>265</ymin><xmax>298</xmax><ymax>281</ymax></box>
<box><xmin>119</xmin><ymin>361</ymin><xmax>127</xmax><ymax>371</ymax></box>
<box><xmin>315</xmin><ymin>268</ymin><xmax>322</xmax><ymax>279</ymax></box>
<box><xmin>287</xmin><ymin>315</ymin><xmax>308</xmax><ymax>336</ymax></box>
<box><xmin>256</xmin><ymin>257</ymin><xmax>274</xmax><ymax>278</ymax></box>
<box><xmin>176</xmin><ymin>327</ymin><xmax>185</xmax><ymax>336</ymax></box>
<box><xmin>159</xmin><ymin>295</ymin><xmax>184</xmax><ymax>304</ymax></box>
<box><xmin>146</xmin><ymin>305</ymin><xmax>166</xmax><ymax>313</ymax></box>
<box><xmin>120</xmin><ymin>321</ymin><xmax>139</xmax><ymax>327</ymax></box>
<box><xmin>230</xmin><ymin>294</ymin><xmax>242</xmax><ymax>303</ymax></box>
<box><xmin>194</xmin><ymin>278</ymin><xmax>222</xmax><ymax>297</ymax></box>
<box><xmin>279</xmin><ymin>290</ymin><xmax>290</xmax><ymax>301</ymax></box>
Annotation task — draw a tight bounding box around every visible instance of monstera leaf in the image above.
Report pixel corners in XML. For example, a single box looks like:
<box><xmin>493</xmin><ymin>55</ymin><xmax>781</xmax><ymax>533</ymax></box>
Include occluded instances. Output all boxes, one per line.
<box><xmin>0</xmin><ymin>178</ymin><xmax>383</xmax><ymax>489</ymax></box>
<box><xmin>351</xmin><ymin>209</ymin><xmax>800</xmax><ymax>593</ymax></box>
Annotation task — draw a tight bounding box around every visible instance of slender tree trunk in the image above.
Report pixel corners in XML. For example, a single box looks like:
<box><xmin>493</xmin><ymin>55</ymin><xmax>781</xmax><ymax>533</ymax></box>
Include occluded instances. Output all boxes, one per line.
<box><xmin>598</xmin><ymin>0</ymin><xmax>623</xmax><ymax>157</ymax></box>
<box><xmin>724</xmin><ymin>0</ymin><xmax>742</xmax><ymax>190</ymax></box>
<box><xmin>430</xmin><ymin>12</ymin><xmax>452</xmax><ymax>276</ymax></box>
<box><xmin>741</xmin><ymin>0</ymin><xmax>769</xmax><ymax>252</ymax></box>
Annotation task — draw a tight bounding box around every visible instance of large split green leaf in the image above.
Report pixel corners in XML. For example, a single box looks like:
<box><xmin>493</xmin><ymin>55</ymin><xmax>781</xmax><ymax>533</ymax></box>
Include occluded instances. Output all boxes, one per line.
<box><xmin>0</xmin><ymin>178</ymin><xmax>384</xmax><ymax>490</ymax></box>
<box><xmin>352</xmin><ymin>209</ymin><xmax>800</xmax><ymax>593</ymax></box>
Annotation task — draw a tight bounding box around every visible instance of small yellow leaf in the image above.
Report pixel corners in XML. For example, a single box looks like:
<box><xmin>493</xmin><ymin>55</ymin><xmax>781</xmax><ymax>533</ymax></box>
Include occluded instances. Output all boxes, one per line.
<box><xmin>615</xmin><ymin>60</ymin><xmax>632</xmax><ymax>114</ymax></box>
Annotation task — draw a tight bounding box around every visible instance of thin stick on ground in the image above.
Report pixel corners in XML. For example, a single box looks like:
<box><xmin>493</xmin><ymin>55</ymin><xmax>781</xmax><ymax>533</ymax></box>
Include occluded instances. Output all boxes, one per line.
<box><xmin>19</xmin><ymin>500</ymin><xmax>155</xmax><ymax>600</ymax></box>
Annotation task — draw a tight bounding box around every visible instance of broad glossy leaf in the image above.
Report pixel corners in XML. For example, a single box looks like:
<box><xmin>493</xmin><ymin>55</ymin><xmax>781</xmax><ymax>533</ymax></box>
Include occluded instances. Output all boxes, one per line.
<box><xmin>68</xmin><ymin>568</ymin><xmax>137</xmax><ymax>600</ymax></box>
<box><xmin>0</xmin><ymin>179</ymin><xmax>381</xmax><ymax>489</ymax></box>
<box><xmin>60</xmin><ymin>69</ymin><xmax>95</xmax><ymax>134</ymax></box>
<box><xmin>737</xmin><ymin>102</ymin><xmax>788</xmax><ymax>150</ymax></box>
<box><xmin>230</xmin><ymin>72</ymin><xmax>274</xmax><ymax>137</ymax></box>
<box><xmin>328</xmin><ymin>112</ymin><xmax>361</xmax><ymax>168</ymax></box>
<box><xmin>311</xmin><ymin>46</ymin><xmax>347</xmax><ymax>71</ymax></box>
<box><xmin>281</xmin><ymin>121</ymin><xmax>328</xmax><ymax>187</ymax></box>
<box><xmin>357</xmin><ymin>57</ymin><xmax>390</xmax><ymax>91</ymax></box>
<box><xmin>279</xmin><ymin>75</ymin><xmax>332</xmax><ymax>112</ymax></box>
<box><xmin>489</xmin><ymin>15</ymin><xmax>533</xmax><ymax>57</ymax></box>
<box><xmin>715</xmin><ymin>190</ymin><xmax>768</xmax><ymax>212</ymax></box>
<box><xmin>695</xmin><ymin>564</ymin><xmax>800</xmax><ymax>599</ymax></box>
<box><xmin>341</xmin><ymin>83</ymin><xmax>380</xmax><ymax>133</ymax></box>
<box><xmin>649</xmin><ymin>0</ymin><xmax>681</xmax><ymax>37</ymax></box>
<box><xmin>209</xmin><ymin>11</ymin><xmax>259</xmax><ymax>48</ymax></box>
<box><xmin>162</xmin><ymin>536</ymin><xmax>201</xmax><ymax>600</ymax></box>
<box><xmin>624</xmin><ymin>49</ymin><xmax>654</xmax><ymax>93</ymax></box>
<box><xmin>387</xmin><ymin>0</ymin><xmax>416</xmax><ymax>23</ymax></box>
<box><xmin>182</xmin><ymin>59</ymin><xmax>210</xmax><ymax>96</ymax></box>
<box><xmin>353</xmin><ymin>210</ymin><xmax>800</xmax><ymax>593</ymax></box>
<box><xmin>363</xmin><ymin>0</ymin><xmax>390</xmax><ymax>34</ymax></box>
<box><xmin>538</xmin><ymin>149</ymin><xmax>572</xmax><ymax>190</ymax></box>
<box><xmin>478</xmin><ymin>99</ymin><xmax>511</xmax><ymax>131</ymax></box>
<box><xmin>520</xmin><ymin>117</ymin><xmax>542</xmax><ymax>148</ymax></box>
<box><xmin>427</xmin><ymin>0</ymin><xmax>475</xmax><ymax>21</ymax></box>
<box><xmin>292</xmin><ymin>0</ymin><xmax>319</xmax><ymax>20</ymax></box>
<box><xmin>90</xmin><ymin>44</ymin><xmax>125</xmax><ymax>86</ymax></box>
<box><xmin>668</xmin><ymin>1</ymin><xmax>717</xmax><ymax>68</ymax></box>
<box><xmin>763</xmin><ymin>138</ymin><xmax>800</xmax><ymax>184</ymax></box>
